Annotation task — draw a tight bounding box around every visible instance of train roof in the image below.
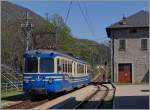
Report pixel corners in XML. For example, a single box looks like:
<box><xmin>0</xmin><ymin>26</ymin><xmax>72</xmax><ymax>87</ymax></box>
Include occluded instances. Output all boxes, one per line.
<box><xmin>24</xmin><ymin>49</ymin><xmax>89</xmax><ymax>64</ymax></box>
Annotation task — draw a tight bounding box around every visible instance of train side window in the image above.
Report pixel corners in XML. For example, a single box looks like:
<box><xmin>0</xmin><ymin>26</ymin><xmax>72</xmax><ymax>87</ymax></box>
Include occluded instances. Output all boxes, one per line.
<box><xmin>67</xmin><ymin>60</ymin><xmax>69</xmax><ymax>73</ymax></box>
<box><xmin>69</xmin><ymin>61</ymin><xmax>71</xmax><ymax>73</ymax></box>
<box><xmin>77</xmin><ymin>64</ymin><xmax>79</xmax><ymax>74</ymax></box>
<box><xmin>85</xmin><ymin>65</ymin><xmax>87</xmax><ymax>74</ymax></box>
<box><xmin>63</xmin><ymin>59</ymin><xmax>67</xmax><ymax>73</ymax></box>
<box><xmin>84</xmin><ymin>65</ymin><xmax>85</xmax><ymax>74</ymax></box>
<box><xmin>68</xmin><ymin>61</ymin><xmax>72</xmax><ymax>73</ymax></box>
<box><xmin>66</xmin><ymin>60</ymin><xmax>68</xmax><ymax>73</ymax></box>
<box><xmin>70</xmin><ymin>61</ymin><xmax>72</xmax><ymax>73</ymax></box>
<box><xmin>57</xmin><ymin>58</ymin><xmax>59</xmax><ymax>65</ymax></box>
<box><xmin>81</xmin><ymin>65</ymin><xmax>84</xmax><ymax>73</ymax></box>
<box><xmin>77</xmin><ymin>64</ymin><xmax>84</xmax><ymax>74</ymax></box>
<box><xmin>74</xmin><ymin>63</ymin><xmax>76</xmax><ymax>74</ymax></box>
<box><xmin>68</xmin><ymin>61</ymin><xmax>70</xmax><ymax>73</ymax></box>
<box><xmin>62</xmin><ymin>59</ymin><xmax>65</xmax><ymax>72</ymax></box>
<box><xmin>87</xmin><ymin>66</ymin><xmax>91</xmax><ymax>73</ymax></box>
<box><xmin>65</xmin><ymin>60</ymin><xmax>68</xmax><ymax>73</ymax></box>
<box><xmin>57</xmin><ymin>58</ymin><xmax>61</xmax><ymax>72</ymax></box>
<box><xmin>69</xmin><ymin>61</ymin><xmax>70</xmax><ymax>73</ymax></box>
<box><xmin>64</xmin><ymin>60</ymin><xmax>66</xmax><ymax>73</ymax></box>
<box><xmin>87</xmin><ymin>66</ymin><xmax>89</xmax><ymax>73</ymax></box>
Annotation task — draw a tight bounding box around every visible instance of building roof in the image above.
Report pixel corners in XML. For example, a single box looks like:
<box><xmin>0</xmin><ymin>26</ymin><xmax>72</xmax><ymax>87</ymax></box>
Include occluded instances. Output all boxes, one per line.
<box><xmin>107</xmin><ymin>10</ymin><xmax>149</xmax><ymax>29</ymax></box>
<box><xmin>106</xmin><ymin>10</ymin><xmax>149</xmax><ymax>37</ymax></box>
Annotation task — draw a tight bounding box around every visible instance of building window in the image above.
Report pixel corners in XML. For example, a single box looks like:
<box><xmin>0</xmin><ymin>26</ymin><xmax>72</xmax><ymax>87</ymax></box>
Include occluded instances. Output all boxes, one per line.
<box><xmin>129</xmin><ymin>29</ymin><xmax>137</xmax><ymax>33</ymax></box>
<box><xmin>141</xmin><ymin>39</ymin><xmax>148</xmax><ymax>50</ymax></box>
<box><xmin>119</xmin><ymin>39</ymin><xmax>126</xmax><ymax>50</ymax></box>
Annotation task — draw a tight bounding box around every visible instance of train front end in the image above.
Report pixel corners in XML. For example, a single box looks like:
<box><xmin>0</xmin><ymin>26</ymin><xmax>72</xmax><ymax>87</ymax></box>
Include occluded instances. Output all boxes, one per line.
<box><xmin>23</xmin><ymin>51</ymin><xmax>61</xmax><ymax>95</ymax></box>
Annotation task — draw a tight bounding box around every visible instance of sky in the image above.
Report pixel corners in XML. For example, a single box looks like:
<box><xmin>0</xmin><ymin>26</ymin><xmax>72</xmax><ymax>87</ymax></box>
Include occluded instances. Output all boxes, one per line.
<box><xmin>10</xmin><ymin>0</ymin><xmax>148</xmax><ymax>43</ymax></box>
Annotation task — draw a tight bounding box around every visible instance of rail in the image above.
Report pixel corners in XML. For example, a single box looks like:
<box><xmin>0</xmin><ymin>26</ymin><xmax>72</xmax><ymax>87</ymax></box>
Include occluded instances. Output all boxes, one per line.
<box><xmin>74</xmin><ymin>82</ymin><xmax>112</xmax><ymax>109</ymax></box>
<box><xmin>93</xmin><ymin>81</ymin><xmax>116</xmax><ymax>109</ymax></box>
<box><xmin>91</xmin><ymin>81</ymin><xmax>116</xmax><ymax>99</ymax></box>
<box><xmin>74</xmin><ymin>84</ymin><xmax>101</xmax><ymax>109</ymax></box>
<box><xmin>96</xmin><ymin>84</ymin><xmax>109</xmax><ymax>108</ymax></box>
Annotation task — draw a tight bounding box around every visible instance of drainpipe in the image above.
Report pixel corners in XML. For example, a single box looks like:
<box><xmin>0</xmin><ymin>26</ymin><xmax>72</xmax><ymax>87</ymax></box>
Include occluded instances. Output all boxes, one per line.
<box><xmin>112</xmin><ymin>31</ymin><xmax>115</xmax><ymax>82</ymax></box>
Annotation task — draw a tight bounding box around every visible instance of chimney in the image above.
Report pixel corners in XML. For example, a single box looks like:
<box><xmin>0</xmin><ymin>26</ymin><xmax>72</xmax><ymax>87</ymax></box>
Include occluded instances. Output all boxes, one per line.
<box><xmin>122</xmin><ymin>13</ymin><xmax>127</xmax><ymax>25</ymax></box>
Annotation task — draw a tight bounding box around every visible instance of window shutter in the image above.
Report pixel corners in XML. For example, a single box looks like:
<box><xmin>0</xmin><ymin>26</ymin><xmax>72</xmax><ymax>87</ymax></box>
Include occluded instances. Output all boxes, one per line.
<box><xmin>141</xmin><ymin>39</ymin><xmax>147</xmax><ymax>50</ymax></box>
<box><xmin>119</xmin><ymin>40</ymin><xmax>126</xmax><ymax>50</ymax></box>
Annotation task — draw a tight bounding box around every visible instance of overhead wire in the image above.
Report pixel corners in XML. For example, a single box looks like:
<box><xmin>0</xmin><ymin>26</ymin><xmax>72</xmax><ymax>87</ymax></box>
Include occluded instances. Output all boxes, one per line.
<box><xmin>83</xmin><ymin>3</ymin><xmax>94</xmax><ymax>34</ymax></box>
<box><xmin>65</xmin><ymin>1</ymin><xmax>72</xmax><ymax>24</ymax></box>
<box><xmin>64</xmin><ymin>1</ymin><xmax>106</xmax><ymax>43</ymax></box>
<box><xmin>83</xmin><ymin>4</ymin><xmax>108</xmax><ymax>43</ymax></box>
<box><xmin>77</xmin><ymin>1</ymin><xmax>96</xmax><ymax>37</ymax></box>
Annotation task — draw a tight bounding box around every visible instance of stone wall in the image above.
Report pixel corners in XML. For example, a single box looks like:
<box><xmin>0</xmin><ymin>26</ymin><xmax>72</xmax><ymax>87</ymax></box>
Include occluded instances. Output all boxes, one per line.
<box><xmin>114</xmin><ymin>38</ymin><xmax>149</xmax><ymax>83</ymax></box>
<box><xmin>110</xmin><ymin>27</ymin><xmax>149</xmax><ymax>83</ymax></box>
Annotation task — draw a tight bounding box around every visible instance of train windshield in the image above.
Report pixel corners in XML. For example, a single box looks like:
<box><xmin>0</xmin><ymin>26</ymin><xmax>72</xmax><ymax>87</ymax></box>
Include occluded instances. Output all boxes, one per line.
<box><xmin>40</xmin><ymin>58</ymin><xmax>54</xmax><ymax>73</ymax></box>
<box><xmin>25</xmin><ymin>58</ymin><xmax>38</xmax><ymax>73</ymax></box>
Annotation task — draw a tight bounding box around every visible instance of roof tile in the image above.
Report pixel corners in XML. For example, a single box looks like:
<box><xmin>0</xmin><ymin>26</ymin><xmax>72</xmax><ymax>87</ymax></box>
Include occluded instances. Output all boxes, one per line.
<box><xmin>107</xmin><ymin>10</ymin><xmax>149</xmax><ymax>28</ymax></box>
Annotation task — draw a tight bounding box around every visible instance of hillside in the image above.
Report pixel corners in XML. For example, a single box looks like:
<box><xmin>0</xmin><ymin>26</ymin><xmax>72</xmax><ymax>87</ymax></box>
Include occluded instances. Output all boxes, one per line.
<box><xmin>1</xmin><ymin>1</ymin><xmax>110</xmax><ymax>73</ymax></box>
<box><xmin>1</xmin><ymin>1</ymin><xmax>47</xmax><ymax>68</ymax></box>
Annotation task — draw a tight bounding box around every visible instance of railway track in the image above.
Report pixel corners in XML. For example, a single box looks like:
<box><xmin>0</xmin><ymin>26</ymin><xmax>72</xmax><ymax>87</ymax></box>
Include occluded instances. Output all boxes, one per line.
<box><xmin>4</xmin><ymin>98</ymin><xmax>49</xmax><ymax>109</ymax></box>
<box><xmin>4</xmin><ymin>75</ymin><xmax>116</xmax><ymax>109</ymax></box>
<box><xmin>73</xmin><ymin>83</ymin><xmax>110</xmax><ymax>109</ymax></box>
<box><xmin>49</xmin><ymin>82</ymin><xmax>116</xmax><ymax>109</ymax></box>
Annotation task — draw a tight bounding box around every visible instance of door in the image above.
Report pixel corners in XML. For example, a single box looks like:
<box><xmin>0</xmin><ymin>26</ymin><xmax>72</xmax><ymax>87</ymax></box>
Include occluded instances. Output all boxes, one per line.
<box><xmin>118</xmin><ymin>63</ymin><xmax>132</xmax><ymax>83</ymax></box>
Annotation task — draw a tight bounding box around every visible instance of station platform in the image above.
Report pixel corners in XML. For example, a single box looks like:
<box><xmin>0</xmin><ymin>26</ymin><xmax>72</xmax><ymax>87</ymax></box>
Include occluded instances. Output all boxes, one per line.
<box><xmin>113</xmin><ymin>84</ymin><xmax>149</xmax><ymax>109</ymax></box>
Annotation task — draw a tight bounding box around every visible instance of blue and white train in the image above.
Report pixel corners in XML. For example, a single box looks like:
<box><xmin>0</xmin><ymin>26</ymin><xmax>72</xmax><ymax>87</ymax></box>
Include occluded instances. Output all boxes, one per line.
<box><xmin>23</xmin><ymin>49</ymin><xmax>92</xmax><ymax>96</ymax></box>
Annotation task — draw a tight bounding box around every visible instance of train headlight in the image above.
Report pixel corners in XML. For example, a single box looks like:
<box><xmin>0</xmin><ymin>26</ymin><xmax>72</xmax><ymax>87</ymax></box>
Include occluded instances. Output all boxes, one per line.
<box><xmin>48</xmin><ymin>78</ymin><xmax>53</xmax><ymax>83</ymax></box>
<box><xmin>24</xmin><ymin>80</ymin><xmax>29</xmax><ymax>83</ymax></box>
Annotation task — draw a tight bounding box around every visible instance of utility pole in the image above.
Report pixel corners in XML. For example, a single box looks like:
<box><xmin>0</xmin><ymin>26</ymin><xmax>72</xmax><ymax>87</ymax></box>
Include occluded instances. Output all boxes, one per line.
<box><xmin>54</xmin><ymin>25</ymin><xmax>58</xmax><ymax>50</ymax></box>
<box><xmin>21</xmin><ymin>11</ymin><xmax>34</xmax><ymax>52</ymax></box>
<box><xmin>90</xmin><ymin>47</ymin><xmax>94</xmax><ymax>68</ymax></box>
<box><xmin>45</xmin><ymin>12</ymin><xmax>49</xmax><ymax>21</ymax></box>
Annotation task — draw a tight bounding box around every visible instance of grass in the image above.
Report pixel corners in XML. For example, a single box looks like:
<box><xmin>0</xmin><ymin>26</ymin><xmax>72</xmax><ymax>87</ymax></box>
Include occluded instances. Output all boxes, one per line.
<box><xmin>1</xmin><ymin>90</ymin><xmax>23</xmax><ymax>98</ymax></box>
<box><xmin>1</xmin><ymin>90</ymin><xmax>27</xmax><ymax>104</ymax></box>
<box><xmin>1</xmin><ymin>90</ymin><xmax>30</xmax><ymax>108</ymax></box>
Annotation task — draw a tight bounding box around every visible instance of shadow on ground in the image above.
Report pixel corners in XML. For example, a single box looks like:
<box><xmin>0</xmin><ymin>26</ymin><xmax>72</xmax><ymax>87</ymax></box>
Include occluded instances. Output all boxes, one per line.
<box><xmin>49</xmin><ymin>97</ymin><xmax>114</xmax><ymax>109</ymax></box>
<box><xmin>1</xmin><ymin>93</ymin><xmax>29</xmax><ymax>101</ymax></box>
<box><xmin>1</xmin><ymin>87</ymin><xmax>82</xmax><ymax>102</ymax></box>
<box><xmin>113</xmin><ymin>95</ymin><xmax>149</xmax><ymax>109</ymax></box>
<box><xmin>49</xmin><ymin>95</ymin><xmax>149</xmax><ymax>109</ymax></box>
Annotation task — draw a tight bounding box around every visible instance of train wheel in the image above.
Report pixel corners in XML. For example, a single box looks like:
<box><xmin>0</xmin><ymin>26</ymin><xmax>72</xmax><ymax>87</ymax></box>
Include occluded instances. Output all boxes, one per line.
<box><xmin>47</xmin><ymin>93</ymin><xmax>57</xmax><ymax>99</ymax></box>
<box><xmin>30</xmin><ymin>94</ymin><xmax>46</xmax><ymax>101</ymax></box>
<box><xmin>30</xmin><ymin>94</ymin><xmax>39</xmax><ymax>101</ymax></box>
